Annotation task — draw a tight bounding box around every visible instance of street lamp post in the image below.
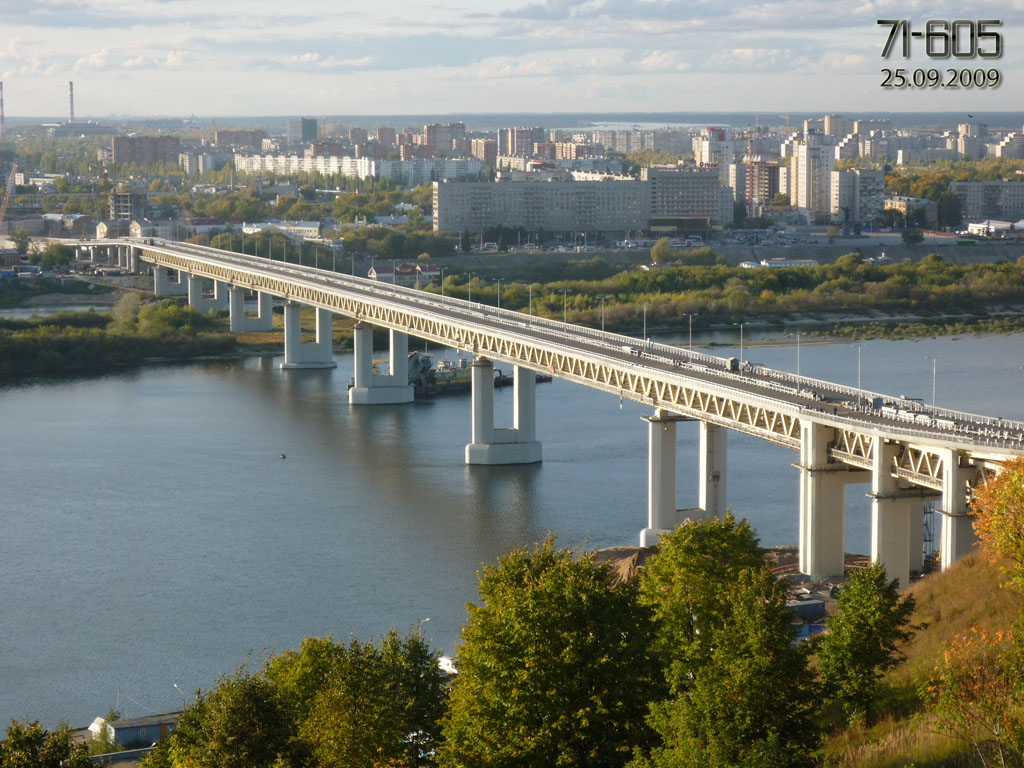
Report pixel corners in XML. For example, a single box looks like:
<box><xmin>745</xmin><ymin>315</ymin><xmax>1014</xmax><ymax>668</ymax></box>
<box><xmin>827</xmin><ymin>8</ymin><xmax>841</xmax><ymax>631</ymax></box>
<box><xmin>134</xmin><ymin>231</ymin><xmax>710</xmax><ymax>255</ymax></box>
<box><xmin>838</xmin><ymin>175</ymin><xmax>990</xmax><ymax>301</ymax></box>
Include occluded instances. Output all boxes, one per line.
<box><xmin>496</xmin><ymin>278</ymin><xmax>501</xmax><ymax>309</ymax></box>
<box><xmin>735</xmin><ymin>322</ymin><xmax>745</xmax><ymax>366</ymax></box>
<box><xmin>641</xmin><ymin>303</ymin><xmax>651</xmax><ymax>341</ymax></box>
<box><xmin>440</xmin><ymin>267</ymin><xmax>446</xmax><ymax>297</ymax></box>
<box><xmin>468</xmin><ymin>273</ymin><xmax>475</xmax><ymax>303</ymax></box>
<box><xmin>796</xmin><ymin>331</ymin><xmax>801</xmax><ymax>376</ymax></box>
<box><xmin>560</xmin><ymin>290</ymin><xmax>572</xmax><ymax>324</ymax></box>
<box><xmin>599</xmin><ymin>296</ymin><xmax>608</xmax><ymax>332</ymax></box>
<box><xmin>686</xmin><ymin>313</ymin><xmax>697</xmax><ymax>351</ymax></box>
<box><xmin>528</xmin><ymin>284</ymin><xmax>533</xmax><ymax>315</ymax></box>
<box><xmin>927</xmin><ymin>356</ymin><xmax>939</xmax><ymax>407</ymax></box>
<box><xmin>391</xmin><ymin>258</ymin><xmax>396</xmax><ymax>285</ymax></box>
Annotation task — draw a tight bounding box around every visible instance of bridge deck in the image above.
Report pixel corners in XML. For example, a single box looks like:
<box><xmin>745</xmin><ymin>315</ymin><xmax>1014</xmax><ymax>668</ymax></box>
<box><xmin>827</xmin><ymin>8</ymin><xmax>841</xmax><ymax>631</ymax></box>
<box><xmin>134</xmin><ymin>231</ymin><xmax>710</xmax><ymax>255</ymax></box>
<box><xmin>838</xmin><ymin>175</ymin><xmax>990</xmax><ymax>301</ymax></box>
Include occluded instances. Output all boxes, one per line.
<box><xmin>119</xmin><ymin>237</ymin><xmax>1024</xmax><ymax>486</ymax></box>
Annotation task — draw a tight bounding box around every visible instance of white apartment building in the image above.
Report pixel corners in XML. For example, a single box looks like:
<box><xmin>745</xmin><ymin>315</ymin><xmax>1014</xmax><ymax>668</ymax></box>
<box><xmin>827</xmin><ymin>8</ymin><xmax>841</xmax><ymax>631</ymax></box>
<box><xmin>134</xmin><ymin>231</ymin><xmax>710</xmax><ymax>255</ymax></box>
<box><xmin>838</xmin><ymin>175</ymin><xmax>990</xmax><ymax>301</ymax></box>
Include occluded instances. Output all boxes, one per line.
<box><xmin>233</xmin><ymin>154</ymin><xmax>485</xmax><ymax>184</ymax></box>
<box><xmin>432</xmin><ymin>178</ymin><xmax>651</xmax><ymax>237</ymax></box>
<box><xmin>790</xmin><ymin>133</ymin><xmax>834</xmax><ymax>222</ymax></box>
<box><xmin>830</xmin><ymin>168</ymin><xmax>885</xmax><ymax>224</ymax></box>
<box><xmin>642</xmin><ymin>165</ymin><xmax>734</xmax><ymax>224</ymax></box>
<box><xmin>949</xmin><ymin>180</ymin><xmax>1024</xmax><ymax>221</ymax></box>
<box><xmin>433</xmin><ymin>164</ymin><xmax>734</xmax><ymax>236</ymax></box>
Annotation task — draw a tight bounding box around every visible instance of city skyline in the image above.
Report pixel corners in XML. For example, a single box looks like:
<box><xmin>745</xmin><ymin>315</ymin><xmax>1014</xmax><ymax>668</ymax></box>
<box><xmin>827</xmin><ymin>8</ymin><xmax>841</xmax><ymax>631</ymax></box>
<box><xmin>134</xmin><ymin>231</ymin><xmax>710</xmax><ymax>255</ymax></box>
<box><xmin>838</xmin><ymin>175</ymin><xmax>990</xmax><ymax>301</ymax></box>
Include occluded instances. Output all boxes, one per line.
<box><xmin>1</xmin><ymin>0</ymin><xmax>1021</xmax><ymax>117</ymax></box>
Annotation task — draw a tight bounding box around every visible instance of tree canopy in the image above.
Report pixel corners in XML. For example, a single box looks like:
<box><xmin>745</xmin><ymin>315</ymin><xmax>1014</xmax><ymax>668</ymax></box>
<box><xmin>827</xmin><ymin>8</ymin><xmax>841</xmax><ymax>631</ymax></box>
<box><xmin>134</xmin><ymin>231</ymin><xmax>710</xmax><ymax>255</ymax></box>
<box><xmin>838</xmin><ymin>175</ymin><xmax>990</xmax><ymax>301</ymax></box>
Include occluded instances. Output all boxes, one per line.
<box><xmin>439</xmin><ymin>535</ymin><xmax>659</xmax><ymax>768</ymax></box>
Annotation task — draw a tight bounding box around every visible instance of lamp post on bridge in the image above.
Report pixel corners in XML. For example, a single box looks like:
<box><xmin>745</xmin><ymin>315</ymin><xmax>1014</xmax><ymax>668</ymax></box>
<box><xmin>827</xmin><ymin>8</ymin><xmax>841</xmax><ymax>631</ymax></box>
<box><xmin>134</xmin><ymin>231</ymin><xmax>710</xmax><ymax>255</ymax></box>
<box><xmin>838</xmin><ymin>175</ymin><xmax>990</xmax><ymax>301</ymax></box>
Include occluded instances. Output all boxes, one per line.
<box><xmin>796</xmin><ymin>331</ymin><xmax>801</xmax><ymax>376</ymax></box>
<box><xmin>468</xmin><ymin>273</ymin><xmax>475</xmax><ymax>303</ymax></box>
<box><xmin>685</xmin><ymin>313</ymin><xmax>697</xmax><ymax>351</ymax></box>
<box><xmin>735</xmin><ymin>322</ymin><xmax>745</xmax><ymax>365</ymax></box>
<box><xmin>926</xmin><ymin>356</ymin><xmax>939</xmax><ymax>407</ymax></box>
<box><xmin>641</xmin><ymin>303</ymin><xmax>651</xmax><ymax>341</ymax></box>
<box><xmin>440</xmin><ymin>267</ymin><xmax>446</xmax><ymax>297</ymax></box>
<box><xmin>496</xmin><ymin>278</ymin><xmax>501</xmax><ymax>309</ymax></box>
<box><xmin>599</xmin><ymin>295</ymin><xmax>610</xmax><ymax>332</ymax></box>
<box><xmin>560</xmin><ymin>289</ymin><xmax>572</xmax><ymax>324</ymax></box>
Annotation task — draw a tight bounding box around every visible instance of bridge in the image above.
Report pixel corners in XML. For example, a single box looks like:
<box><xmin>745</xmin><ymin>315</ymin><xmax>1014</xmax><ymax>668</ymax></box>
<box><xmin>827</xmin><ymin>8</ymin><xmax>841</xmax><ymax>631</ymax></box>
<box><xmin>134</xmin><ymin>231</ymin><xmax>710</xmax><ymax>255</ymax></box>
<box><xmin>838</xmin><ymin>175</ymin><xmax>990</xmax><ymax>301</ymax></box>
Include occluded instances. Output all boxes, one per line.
<box><xmin>81</xmin><ymin>238</ymin><xmax>1024</xmax><ymax>587</ymax></box>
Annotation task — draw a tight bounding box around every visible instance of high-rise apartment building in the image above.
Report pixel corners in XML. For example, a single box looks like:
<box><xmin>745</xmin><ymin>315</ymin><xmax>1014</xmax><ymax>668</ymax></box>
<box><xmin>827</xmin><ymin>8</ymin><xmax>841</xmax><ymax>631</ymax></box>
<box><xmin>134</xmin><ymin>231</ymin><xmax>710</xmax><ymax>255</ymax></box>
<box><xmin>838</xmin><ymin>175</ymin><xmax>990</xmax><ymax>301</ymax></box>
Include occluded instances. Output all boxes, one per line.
<box><xmin>471</xmin><ymin>138</ymin><xmax>497</xmax><ymax>166</ymax></box>
<box><xmin>111</xmin><ymin>135</ymin><xmax>181</xmax><ymax>165</ymax></box>
<box><xmin>286</xmin><ymin>118</ymin><xmax>318</xmax><ymax>146</ymax></box>
<box><xmin>790</xmin><ymin>132</ymin><xmax>834</xmax><ymax>221</ymax></box>
<box><xmin>830</xmin><ymin>168</ymin><xmax>884</xmax><ymax>224</ymax></box>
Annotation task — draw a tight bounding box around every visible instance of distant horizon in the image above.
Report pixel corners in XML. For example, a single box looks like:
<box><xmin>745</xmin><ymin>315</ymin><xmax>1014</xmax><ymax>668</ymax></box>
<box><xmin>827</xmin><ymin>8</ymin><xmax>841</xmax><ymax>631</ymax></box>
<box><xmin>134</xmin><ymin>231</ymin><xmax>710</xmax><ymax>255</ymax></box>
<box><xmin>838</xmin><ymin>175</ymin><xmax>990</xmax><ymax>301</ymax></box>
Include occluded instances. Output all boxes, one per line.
<box><xmin>5</xmin><ymin>110</ymin><xmax>1023</xmax><ymax>133</ymax></box>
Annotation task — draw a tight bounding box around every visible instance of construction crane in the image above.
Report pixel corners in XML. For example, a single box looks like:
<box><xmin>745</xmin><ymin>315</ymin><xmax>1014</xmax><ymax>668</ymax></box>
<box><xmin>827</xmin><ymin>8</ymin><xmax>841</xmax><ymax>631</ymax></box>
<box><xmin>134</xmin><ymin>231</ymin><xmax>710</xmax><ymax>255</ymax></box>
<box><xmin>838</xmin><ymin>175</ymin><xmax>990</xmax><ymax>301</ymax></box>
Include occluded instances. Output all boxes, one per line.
<box><xmin>0</xmin><ymin>160</ymin><xmax>18</xmax><ymax>236</ymax></box>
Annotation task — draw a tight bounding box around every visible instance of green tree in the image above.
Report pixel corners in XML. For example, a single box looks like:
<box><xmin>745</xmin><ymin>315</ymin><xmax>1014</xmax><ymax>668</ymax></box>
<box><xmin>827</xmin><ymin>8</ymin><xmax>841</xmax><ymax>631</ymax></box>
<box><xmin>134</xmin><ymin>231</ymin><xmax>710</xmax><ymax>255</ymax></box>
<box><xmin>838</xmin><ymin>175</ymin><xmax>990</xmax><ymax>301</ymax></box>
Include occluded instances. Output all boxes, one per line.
<box><xmin>168</xmin><ymin>668</ymin><xmax>293</xmax><ymax>768</ymax></box>
<box><xmin>276</xmin><ymin>631</ymin><xmax>445</xmax><ymax>767</ymax></box>
<box><xmin>638</xmin><ymin>513</ymin><xmax>764</xmax><ymax>683</ymax></box>
<box><xmin>633</xmin><ymin>568</ymin><xmax>818</xmax><ymax>768</ymax></box>
<box><xmin>901</xmin><ymin>228</ymin><xmax>924</xmax><ymax>245</ymax></box>
<box><xmin>10</xmin><ymin>229</ymin><xmax>31</xmax><ymax>255</ymax></box>
<box><xmin>816</xmin><ymin>562</ymin><xmax>916</xmax><ymax>725</ymax></box>
<box><xmin>0</xmin><ymin>720</ymin><xmax>93</xmax><ymax>768</ymax></box>
<box><xmin>650</xmin><ymin>237</ymin><xmax>671</xmax><ymax>265</ymax></box>
<box><xmin>772</xmin><ymin>193</ymin><xmax>790</xmax><ymax>206</ymax></box>
<box><xmin>30</xmin><ymin>242</ymin><xmax>75</xmax><ymax>271</ymax></box>
<box><xmin>438</xmin><ymin>535</ymin><xmax>659</xmax><ymax>768</ymax></box>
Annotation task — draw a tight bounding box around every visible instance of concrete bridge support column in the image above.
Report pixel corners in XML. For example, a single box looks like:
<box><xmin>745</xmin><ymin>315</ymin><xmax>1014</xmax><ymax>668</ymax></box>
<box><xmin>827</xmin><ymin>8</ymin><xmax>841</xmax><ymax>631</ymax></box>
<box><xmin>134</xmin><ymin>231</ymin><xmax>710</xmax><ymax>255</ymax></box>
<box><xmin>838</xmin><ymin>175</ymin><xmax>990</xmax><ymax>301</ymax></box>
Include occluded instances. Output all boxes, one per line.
<box><xmin>153</xmin><ymin>267</ymin><xmax>188</xmax><ymax>297</ymax></box>
<box><xmin>187</xmin><ymin>276</ymin><xmax>229</xmax><ymax>313</ymax></box>
<box><xmin>940</xmin><ymin>449</ymin><xmax>976</xmax><ymax>570</ymax></box>
<box><xmin>228</xmin><ymin>288</ymin><xmax>274</xmax><ymax>332</ymax></box>
<box><xmin>798</xmin><ymin>421</ymin><xmax>847</xmax><ymax>580</ymax></box>
<box><xmin>638</xmin><ymin>415</ymin><xmax>704</xmax><ymax>548</ymax></box>
<box><xmin>699</xmin><ymin>422</ymin><xmax>727</xmax><ymax>517</ymax></box>
<box><xmin>870</xmin><ymin>438</ymin><xmax>915</xmax><ymax>588</ymax></box>
<box><xmin>281</xmin><ymin>302</ymin><xmax>336</xmax><ymax>369</ymax></box>
<box><xmin>128</xmin><ymin>248</ymin><xmax>139</xmax><ymax>273</ymax></box>
<box><xmin>348</xmin><ymin>325</ymin><xmax>415</xmax><ymax>404</ymax></box>
<box><xmin>465</xmin><ymin>360</ymin><xmax>542</xmax><ymax>465</ymax></box>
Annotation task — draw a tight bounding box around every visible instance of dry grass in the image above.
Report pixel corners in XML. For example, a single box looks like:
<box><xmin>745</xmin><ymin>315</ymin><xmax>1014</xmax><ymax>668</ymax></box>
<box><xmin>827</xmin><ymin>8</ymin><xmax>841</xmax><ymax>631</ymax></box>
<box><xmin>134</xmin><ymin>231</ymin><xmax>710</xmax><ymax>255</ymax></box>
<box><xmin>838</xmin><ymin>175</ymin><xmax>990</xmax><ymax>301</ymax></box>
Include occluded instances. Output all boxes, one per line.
<box><xmin>820</xmin><ymin>553</ymin><xmax>1023</xmax><ymax>768</ymax></box>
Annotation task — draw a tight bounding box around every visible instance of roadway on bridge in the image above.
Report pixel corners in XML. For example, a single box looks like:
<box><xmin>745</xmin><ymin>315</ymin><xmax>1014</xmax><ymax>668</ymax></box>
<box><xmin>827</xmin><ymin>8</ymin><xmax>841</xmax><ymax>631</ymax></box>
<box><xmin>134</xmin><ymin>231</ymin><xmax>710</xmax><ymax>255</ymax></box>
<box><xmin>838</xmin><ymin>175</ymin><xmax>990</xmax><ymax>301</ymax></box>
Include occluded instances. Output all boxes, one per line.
<box><xmin>136</xmin><ymin>239</ymin><xmax>1024</xmax><ymax>456</ymax></box>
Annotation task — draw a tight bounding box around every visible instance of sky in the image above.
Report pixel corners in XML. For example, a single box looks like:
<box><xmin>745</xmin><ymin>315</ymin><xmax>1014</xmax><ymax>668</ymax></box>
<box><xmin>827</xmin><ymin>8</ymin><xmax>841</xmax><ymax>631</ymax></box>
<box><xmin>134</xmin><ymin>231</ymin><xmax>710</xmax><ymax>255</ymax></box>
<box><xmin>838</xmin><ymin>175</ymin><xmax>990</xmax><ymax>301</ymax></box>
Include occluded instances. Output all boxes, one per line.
<box><xmin>1</xmin><ymin>0</ymin><xmax>1022</xmax><ymax>118</ymax></box>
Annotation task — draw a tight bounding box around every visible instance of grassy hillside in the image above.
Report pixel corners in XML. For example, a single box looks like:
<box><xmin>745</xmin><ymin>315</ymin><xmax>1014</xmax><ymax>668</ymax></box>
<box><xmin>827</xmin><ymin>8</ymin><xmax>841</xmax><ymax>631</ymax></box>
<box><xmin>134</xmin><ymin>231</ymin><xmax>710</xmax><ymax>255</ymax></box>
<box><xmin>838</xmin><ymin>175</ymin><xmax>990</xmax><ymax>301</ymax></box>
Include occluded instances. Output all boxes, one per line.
<box><xmin>821</xmin><ymin>552</ymin><xmax>1022</xmax><ymax>767</ymax></box>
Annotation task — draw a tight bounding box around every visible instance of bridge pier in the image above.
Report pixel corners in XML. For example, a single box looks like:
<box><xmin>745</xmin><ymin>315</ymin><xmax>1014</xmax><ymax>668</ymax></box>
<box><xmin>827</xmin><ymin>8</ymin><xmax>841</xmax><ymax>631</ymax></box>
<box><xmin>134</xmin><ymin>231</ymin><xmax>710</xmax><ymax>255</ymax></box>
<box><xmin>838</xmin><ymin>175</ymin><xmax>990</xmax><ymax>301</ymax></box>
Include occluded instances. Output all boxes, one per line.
<box><xmin>229</xmin><ymin>288</ymin><xmax>274</xmax><ymax>332</ymax></box>
<box><xmin>798</xmin><ymin>421</ymin><xmax>869</xmax><ymax>580</ymax></box>
<box><xmin>869</xmin><ymin>438</ymin><xmax>922</xmax><ymax>589</ymax></box>
<box><xmin>699</xmin><ymin>422</ymin><xmax>727</xmax><ymax>517</ymax></box>
<box><xmin>939</xmin><ymin>448</ymin><xmax>976</xmax><ymax>571</ymax></box>
<box><xmin>128</xmin><ymin>248</ymin><xmax>139</xmax><ymax>273</ymax></box>
<box><xmin>465</xmin><ymin>359</ymin><xmax>542</xmax><ymax>465</ymax></box>
<box><xmin>281</xmin><ymin>303</ymin><xmax>336</xmax><ymax>369</ymax></box>
<box><xmin>153</xmin><ymin>266</ymin><xmax>188</xmax><ymax>297</ymax></box>
<box><xmin>187</xmin><ymin>275</ymin><xmax>229</xmax><ymax>313</ymax></box>
<box><xmin>348</xmin><ymin>324</ymin><xmax>414</xmax><ymax>404</ymax></box>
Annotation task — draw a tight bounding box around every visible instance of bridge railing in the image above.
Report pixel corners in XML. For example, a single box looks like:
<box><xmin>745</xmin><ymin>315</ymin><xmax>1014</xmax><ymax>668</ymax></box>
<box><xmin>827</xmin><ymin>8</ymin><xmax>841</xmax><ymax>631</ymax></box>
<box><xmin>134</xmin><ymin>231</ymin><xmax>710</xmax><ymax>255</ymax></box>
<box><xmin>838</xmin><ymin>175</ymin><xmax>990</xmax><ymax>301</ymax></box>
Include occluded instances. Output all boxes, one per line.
<box><xmin>132</xmin><ymin>240</ymin><xmax>1024</xmax><ymax>451</ymax></box>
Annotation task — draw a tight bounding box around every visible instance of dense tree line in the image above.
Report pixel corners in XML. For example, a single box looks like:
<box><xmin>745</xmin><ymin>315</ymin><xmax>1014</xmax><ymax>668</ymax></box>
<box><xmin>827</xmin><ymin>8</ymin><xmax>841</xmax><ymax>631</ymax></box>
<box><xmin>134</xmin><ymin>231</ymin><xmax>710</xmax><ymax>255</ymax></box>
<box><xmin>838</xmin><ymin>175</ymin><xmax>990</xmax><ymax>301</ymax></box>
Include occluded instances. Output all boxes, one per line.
<box><xmin>0</xmin><ymin>297</ymin><xmax>234</xmax><ymax>376</ymax></box>
<box><xmin>130</xmin><ymin>515</ymin><xmax>917</xmax><ymax>768</ymax></box>
<box><xmin>432</xmin><ymin>252</ymin><xmax>1024</xmax><ymax>332</ymax></box>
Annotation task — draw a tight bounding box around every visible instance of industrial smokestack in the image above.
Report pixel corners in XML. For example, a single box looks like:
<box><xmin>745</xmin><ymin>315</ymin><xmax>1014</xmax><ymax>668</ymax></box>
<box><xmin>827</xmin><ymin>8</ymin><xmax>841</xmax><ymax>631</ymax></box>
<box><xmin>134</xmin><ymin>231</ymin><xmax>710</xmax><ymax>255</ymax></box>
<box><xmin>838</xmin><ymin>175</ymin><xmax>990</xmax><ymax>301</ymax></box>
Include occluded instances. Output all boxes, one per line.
<box><xmin>69</xmin><ymin>80</ymin><xmax>74</xmax><ymax>124</ymax></box>
<box><xmin>0</xmin><ymin>81</ymin><xmax>5</xmax><ymax>140</ymax></box>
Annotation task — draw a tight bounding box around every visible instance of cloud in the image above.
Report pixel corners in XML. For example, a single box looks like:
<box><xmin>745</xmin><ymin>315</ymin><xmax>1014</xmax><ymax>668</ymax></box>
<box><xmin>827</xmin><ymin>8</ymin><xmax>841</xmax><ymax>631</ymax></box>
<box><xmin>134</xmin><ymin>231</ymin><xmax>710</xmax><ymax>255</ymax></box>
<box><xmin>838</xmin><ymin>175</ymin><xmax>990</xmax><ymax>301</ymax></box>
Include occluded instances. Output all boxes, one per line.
<box><xmin>163</xmin><ymin>50</ymin><xmax>187</xmax><ymax>67</ymax></box>
<box><xmin>282</xmin><ymin>52</ymin><xmax>321</xmax><ymax>64</ymax></box>
<box><xmin>636</xmin><ymin>50</ymin><xmax>690</xmax><ymax>72</ymax></box>
<box><xmin>73</xmin><ymin>47</ymin><xmax>110</xmax><ymax>71</ymax></box>
<box><xmin>122</xmin><ymin>55</ymin><xmax>148</xmax><ymax>69</ymax></box>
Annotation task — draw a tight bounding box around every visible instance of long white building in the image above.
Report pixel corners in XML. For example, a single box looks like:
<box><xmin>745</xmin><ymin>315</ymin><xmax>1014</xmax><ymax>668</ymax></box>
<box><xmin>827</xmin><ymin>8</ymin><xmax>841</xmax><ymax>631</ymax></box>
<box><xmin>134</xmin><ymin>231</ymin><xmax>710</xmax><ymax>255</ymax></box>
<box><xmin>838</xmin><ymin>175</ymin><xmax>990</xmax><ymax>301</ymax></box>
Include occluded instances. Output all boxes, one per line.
<box><xmin>433</xmin><ymin>164</ymin><xmax>734</xmax><ymax>236</ymax></box>
<box><xmin>233</xmin><ymin>154</ymin><xmax>485</xmax><ymax>184</ymax></box>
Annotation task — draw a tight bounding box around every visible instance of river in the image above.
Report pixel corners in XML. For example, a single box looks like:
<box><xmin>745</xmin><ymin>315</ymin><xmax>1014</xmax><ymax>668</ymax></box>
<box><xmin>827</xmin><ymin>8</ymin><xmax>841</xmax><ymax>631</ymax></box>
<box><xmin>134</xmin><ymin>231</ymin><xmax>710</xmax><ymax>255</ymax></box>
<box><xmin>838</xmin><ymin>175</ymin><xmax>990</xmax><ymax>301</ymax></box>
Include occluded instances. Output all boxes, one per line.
<box><xmin>1</xmin><ymin>327</ymin><xmax>1022</xmax><ymax>727</ymax></box>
